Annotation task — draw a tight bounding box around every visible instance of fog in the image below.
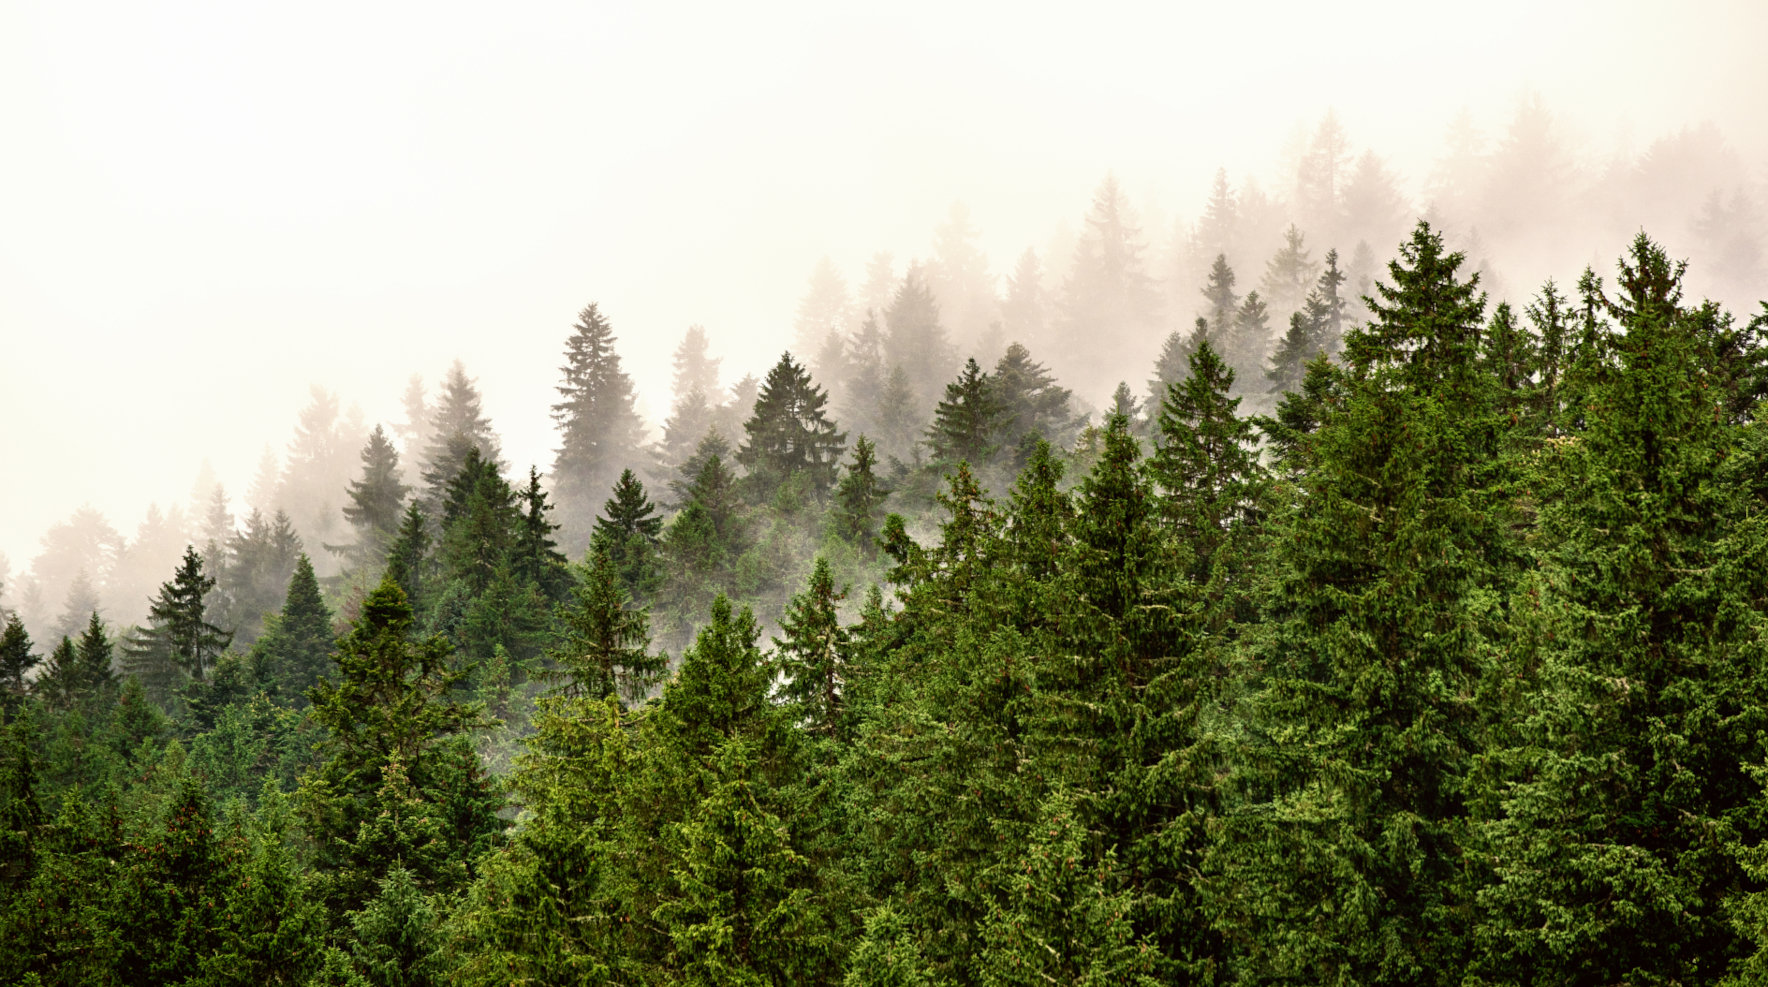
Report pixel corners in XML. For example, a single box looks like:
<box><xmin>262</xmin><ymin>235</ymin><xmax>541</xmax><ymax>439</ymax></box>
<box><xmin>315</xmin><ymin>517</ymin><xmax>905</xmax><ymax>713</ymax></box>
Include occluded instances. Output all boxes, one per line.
<box><xmin>3</xmin><ymin>0</ymin><xmax>1765</xmax><ymax>632</ymax></box>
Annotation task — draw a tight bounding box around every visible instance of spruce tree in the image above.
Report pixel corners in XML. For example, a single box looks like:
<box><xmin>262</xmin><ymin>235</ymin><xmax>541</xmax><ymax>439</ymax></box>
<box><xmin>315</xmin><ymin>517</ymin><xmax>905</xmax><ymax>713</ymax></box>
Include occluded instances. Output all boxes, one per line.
<box><xmin>1472</xmin><ymin>234</ymin><xmax>1768</xmax><ymax>985</ymax></box>
<box><xmin>591</xmin><ymin>468</ymin><xmax>664</xmax><ymax>598</ymax></box>
<box><xmin>883</xmin><ymin>265</ymin><xmax>958</xmax><ymax>409</ymax></box>
<box><xmin>123</xmin><ymin>546</ymin><xmax>231</xmax><ymax>701</ymax></box>
<box><xmin>546</xmin><ymin>549</ymin><xmax>662</xmax><ymax>703</ymax></box>
<box><xmin>926</xmin><ymin>358</ymin><xmax>1006</xmax><ymax>471</ymax></box>
<box><xmin>1199</xmin><ymin>253</ymin><xmax>1239</xmax><ymax>338</ymax></box>
<box><xmin>551</xmin><ymin>303</ymin><xmax>646</xmax><ymax>552</ymax></box>
<box><xmin>1224</xmin><ymin>289</ymin><xmax>1272</xmax><ymax>386</ymax></box>
<box><xmin>339</xmin><ymin>424</ymin><xmax>409</xmax><ymax>569</ymax></box>
<box><xmin>991</xmin><ymin>342</ymin><xmax>1076</xmax><ymax>456</ymax></box>
<box><xmin>737</xmin><ymin>352</ymin><xmax>847</xmax><ymax>501</ymax></box>
<box><xmin>514</xmin><ymin>466</ymin><xmax>571</xmax><ymax>603</ymax></box>
<box><xmin>257</xmin><ymin>553</ymin><xmax>333</xmax><ymax>703</ymax></box>
<box><xmin>1147</xmin><ymin>328</ymin><xmax>1196</xmax><ymax>412</ymax></box>
<box><xmin>72</xmin><ymin>610</ymin><xmax>116</xmax><ymax>699</ymax></box>
<box><xmin>1213</xmin><ymin>221</ymin><xmax>1503</xmax><ymax>987</ymax></box>
<box><xmin>0</xmin><ymin>616</ymin><xmax>36</xmax><ymax>716</ymax></box>
<box><xmin>774</xmin><ymin>558</ymin><xmax>849</xmax><ymax>739</ymax></box>
<box><xmin>419</xmin><ymin>361</ymin><xmax>500</xmax><ymax>513</ymax></box>
<box><xmin>1260</xmin><ymin>224</ymin><xmax>1317</xmax><ymax>320</ymax></box>
<box><xmin>385</xmin><ymin>502</ymin><xmax>433</xmax><ymax>616</ymax></box>
<box><xmin>832</xmin><ymin>436</ymin><xmax>890</xmax><ymax>554</ymax></box>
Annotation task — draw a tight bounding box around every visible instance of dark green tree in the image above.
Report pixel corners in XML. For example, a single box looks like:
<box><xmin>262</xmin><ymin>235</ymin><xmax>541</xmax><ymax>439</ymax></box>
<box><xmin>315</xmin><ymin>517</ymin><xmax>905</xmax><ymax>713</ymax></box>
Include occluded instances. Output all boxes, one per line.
<box><xmin>591</xmin><ymin>468</ymin><xmax>664</xmax><ymax>599</ymax></box>
<box><xmin>927</xmin><ymin>358</ymin><xmax>1006</xmax><ymax>470</ymax></box>
<box><xmin>339</xmin><ymin>424</ymin><xmax>410</xmax><ymax>570</ymax></box>
<box><xmin>419</xmin><ymin>361</ymin><xmax>500</xmax><ymax>514</ymax></box>
<box><xmin>774</xmin><ymin>558</ymin><xmax>849</xmax><ymax>739</ymax></box>
<box><xmin>123</xmin><ymin>546</ymin><xmax>232</xmax><ymax>702</ymax></box>
<box><xmin>0</xmin><ymin>616</ymin><xmax>37</xmax><ymax>716</ymax></box>
<box><xmin>256</xmin><ymin>553</ymin><xmax>334</xmax><ymax>704</ymax></box>
<box><xmin>547</xmin><ymin>549</ymin><xmax>662</xmax><ymax>703</ymax></box>
<box><xmin>832</xmin><ymin>436</ymin><xmax>890</xmax><ymax>554</ymax></box>
<box><xmin>514</xmin><ymin>467</ymin><xmax>571</xmax><ymax>602</ymax></box>
<box><xmin>384</xmin><ymin>503</ymin><xmax>433</xmax><ymax>618</ymax></box>
<box><xmin>737</xmin><ymin>352</ymin><xmax>847</xmax><ymax>501</ymax></box>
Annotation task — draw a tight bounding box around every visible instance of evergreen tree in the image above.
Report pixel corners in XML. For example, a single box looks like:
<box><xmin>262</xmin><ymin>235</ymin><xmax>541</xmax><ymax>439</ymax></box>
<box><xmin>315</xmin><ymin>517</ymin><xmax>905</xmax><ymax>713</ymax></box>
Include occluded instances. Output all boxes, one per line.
<box><xmin>591</xmin><ymin>469</ymin><xmax>664</xmax><ymax>599</ymax></box>
<box><xmin>1057</xmin><ymin>174</ymin><xmax>1162</xmax><ymax>386</ymax></box>
<box><xmin>774</xmin><ymin>558</ymin><xmax>849</xmax><ymax>739</ymax></box>
<box><xmin>124</xmin><ymin>546</ymin><xmax>232</xmax><ymax>702</ymax></box>
<box><xmin>551</xmin><ymin>303</ymin><xmax>646</xmax><ymax>552</ymax></box>
<box><xmin>1266</xmin><ymin>311</ymin><xmax>1317</xmax><ymax>394</ymax></box>
<box><xmin>1473</xmin><ymin>234</ymin><xmax>1768</xmax><ymax>985</ymax></box>
<box><xmin>874</xmin><ymin>365</ymin><xmax>924</xmax><ymax>466</ymax></box>
<box><xmin>419</xmin><ymin>361</ymin><xmax>500</xmax><ymax>513</ymax></box>
<box><xmin>303</xmin><ymin>577</ymin><xmax>498</xmax><ymax>911</ymax></box>
<box><xmin>738</xmin><ymin>352</ymin><xmax>847</xmax><ymax>501</ymax></box>
<box><xmin>256</xmin><ymin>553</ymin><xmax>334</xmax><ymax>704</ymax></box>
<box><xmin>72</xmin><ymin>610</ymin><xmax>117</xmax><ymax>700</ymax></box>
<box><xmin>832</xmin><ymin>436</ymin><xmax>890</xmax><ymax>554</ymax></box>
<box><xmin>1199</xmin><ymin>253</ymin><xmax>1240</xmax><ymax>339</ymax></box>
<box><xmin>1223</xmin><ymin>289</ymin><xmax>1271</xmax><ymax>386</ymax></box>
<box><xmin>514</xmin><ymin>467</ymin><xmax>571</xmax><ymax>603</ymax></box>
<box><xmin>0</xmin><ymin>616</ymin><xmax>38</xmax><ymax>716</ymax></box>
<box><xmin>883</xmin><ymin>265</ymin><xmax>958</xmax><ymax>409</ymax></box>
<box><xmin>1213</xmin><ymin>220</ymin><xmax>1503</xmax><ymax>987</ymax></box>
<box><xmin>1147</xmin><ymin>328</ymin><xmax>1198</xmax><ymax>413</ymax></box>
<box><xmin>339</xmin><ymin>424</ymin><xmax>409</xmax><ymax>570</ymax></box>
<box><xmin>1260</xmin><ymin>224</ymin><xmax>1317</xmax><ymax>321</ymax></box>
<box><xmin>927</xmin><ymin>358</ymin><xmax>1007</xmax><ymax>471</ymax></box>
<box><xmin>547</xmin><ymin>549</ymin><xmax>662</xmax><ymax>703</ymax></box>
<box><xmin>990</xmin><ymin>342</ymin><xmax>1077</xmax><ymax>456</ymax></box>
<box><xmin>999</xmin><ymin>248</ymin><xmax>1047</xmax><ymax>351</ymax></box>
<box><xmin>673</xmin><ymin>324</ymin><xmax>723</xmax><ymax>404</ymax></box>
<box><xmin>385</xmin><ymin>503</ymin><xmax>433</xmax><ymax>617</ymax></box>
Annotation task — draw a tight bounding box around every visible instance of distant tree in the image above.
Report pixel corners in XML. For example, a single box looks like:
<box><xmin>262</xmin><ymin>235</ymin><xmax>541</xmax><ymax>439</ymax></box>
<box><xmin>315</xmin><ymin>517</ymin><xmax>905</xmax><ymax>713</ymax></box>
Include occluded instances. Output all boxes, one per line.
<box><xmin>514</xmin><ymin>467</ymin><xmax>572</xmax><ymax>602</ymax></box>
<box><xmin>1058</xmin><ymin>174</ymin><xmax>1162</xmax><ymax>387</ymax></box>
<box><xmin>926</xmin><ymin>357</ymin><xmax>1007</xmax><ymax>472</ymax></box>
<box><xmin>1222</xmin><ymin>290</ymin><xmax>1272</xmax><ymax>387</ymax></box>
<box><xmin>999</xmin><ymin>248</ymin><xmax>1048</xmax><ymax>351</ymax></box>
<box><xmin>0</xmin><ymin>615</ymin><xmax>37</xmax><ymax>715</ymax></box>
<box><xmin>840</xmin><ymin>310</ymin><xmax>888</xmax><ymax>441</ymax></box>
<box><xmin>1110</xmin><ymin>381</ymin><xmax>1143</xmax><ymax>427</ymax></box>
<box><xmin>737</xmin><ymin>353</ymin><xmax>847</xmax><ymax>501</ymax></box>
<box><xmin>72</xmin><ymin>611</ymin><xmax>117</xmax><ymax>699</ymax></box>
<box><xmin>832</xmin><ymin>436</ymin><xmax>890</xmax><ymax>554</ymax></box>
<box><xmin>124</xmin><ymin>546</ymin><xmax>232</xmax><ymax>702</ymax></box>
<box><xmin>276</xmin><ymin>385</ymin><xmax>364</xmax><ymax>558</ymax></box>
<box><xmin>1147</xmin><ymin>327</ymin><xmax>1199</xmax><ymax>413</ymax></box>
<box><xmin>884</xmin><ymin>264</ymin><xmax>958</xmax><ymax>409</ymax></box>
<box><xmin>339</xmin><ymin>425</ymin><xmax>410</xmax><ymax>570</ymax></box>
<box><xmin>581</xmin><ymin>475</ymin><xmax>659</xmax><ymax>612</ymax></box>
<box><xmin>793</xmin><ymin>257</ymin><xmax>854</xmax><ymax>367</ymax></box>
<box><xmin>991</xmin><ymin>342</ymin><xmax>1078</xmax><ymax>456</ymax></box>
<box><xmin>1294</xmin><ymin>108</ymin><xmax>1353</xmax><ymax>242</ymax></box>
<box><xmin>874</xmin><ymin>365</ymin><xmax>924</xmax><ymax>466</ymax></box>
<box><xmin>385</xmin><ymin>503</ymin><xmax>433</xmax><ymax>617</ymax></box>
<box><xmin>1260</xmin><ymin>225</ymin><xmax>1318</xmax><ymax>323</ymax></box>
<box><xmin>1199</xmin><ymin>253</ymin><xmax>1239</xmax><ymax>339</ymax></box>
<box><xmin>52</xmin><ymin>571</ymin><xmax>100</xmax><ymax>644</ymax></box>
<box><xmin>551</xmin><ymin>303</ymin><xmax>646</xmax><ymax>554</ymax></box>
<box><xmin>1341</xmin><ymin>150</ymin><xmax>1412</xmax><ymax>251</ymax></box>
<box><xmin>546</xmin><ymin>549</ymin><xmax>661</xmax><ymax>703</ymax></box>
<box><xmin>929</xmin><ymin>202</ymin><xmax>998</xmax><ymax>347</ymax></box>
<box><xmin>672</xmin><ymin>324</ymin><xmax>722</xmax><ymax>403</ymax></box>
<box><xmin>221</xmin><ymin>508</ymin><xmax>302</xmax><ymax>643</ymax></box>
<box><xmin>419</xmin><ymin>361</ymin><xmax>500</xmax><ymax>513</ymax></box>
<box><xmin>257</xmin><ymin>553</ymin><xmax>334</xmax><ymax>703</ymax></box>
<box><xmin>1195</xmin><ymin>167</ymin><xmax>1239</xmax><ymax>262</ymax></box>
<box><xmin>774</xmin><ymin>558</ymin><xmax>850</xmax><ymax>739</ymax></box>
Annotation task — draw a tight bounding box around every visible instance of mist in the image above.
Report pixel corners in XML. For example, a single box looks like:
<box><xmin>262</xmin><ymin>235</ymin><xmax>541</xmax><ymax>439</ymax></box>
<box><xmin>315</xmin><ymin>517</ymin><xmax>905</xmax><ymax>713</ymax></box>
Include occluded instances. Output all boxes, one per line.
<box><xmin>3</xmin><ymin>0</ymin><xmax>1765</xmax><ymax>635</ymax></box>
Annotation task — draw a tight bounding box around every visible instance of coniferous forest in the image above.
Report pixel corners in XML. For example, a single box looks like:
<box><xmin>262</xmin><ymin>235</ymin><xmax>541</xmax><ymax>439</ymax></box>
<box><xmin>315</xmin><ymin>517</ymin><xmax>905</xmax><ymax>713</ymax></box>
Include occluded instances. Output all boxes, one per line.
<box><xmin>5</xmin><ymin>134</ymin><xmax>1768</xmax><ymax>984</ymax></box>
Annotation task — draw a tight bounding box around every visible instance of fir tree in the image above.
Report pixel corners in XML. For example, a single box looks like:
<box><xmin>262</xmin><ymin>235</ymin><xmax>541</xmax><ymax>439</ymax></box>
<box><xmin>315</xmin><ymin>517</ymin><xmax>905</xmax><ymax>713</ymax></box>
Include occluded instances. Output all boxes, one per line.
<box><xmin>927</xmin><ymin>358</ymin><xmax>1007</xmax><ymax>471</ymax></box>
<box><xmin>591</xmin><ymin>469</ymin><xmax>664</xmax><ymax>599</ymax></box>
<box><xmin>385</xmin><ymin>503</ymin><xmax>433</xmax><ymax>617</ymax></box>
<box><xmin>72</xmin><ymin>610</ymin><xmax>117</xmax><ymax>699</ymax></box>
<box><xmin>419</xmin><ymin>361</ymin><xmax>500</xmax><ymax>513</ymax></box>
<box><xmin>774</xmin><ymin>558</ymin><xmax>849</xmax><ymax>739</ymax></box>
<box><xmin>0</xmin><ymin>616</ymin><xmax>38</xmax><ymax>716</ymax></box>
<box><xmin>738</xmin><ymin>352</ymin><xmax>847</xmax><ymax>501</ymax></box>
<box><xmin>514</xmin><ymin>467</ymin><xmax>571</xmax><ymax>602</ymax></box>
<box><xmin>991</xmin><ymin>342</ymin><xmax>1077</xmax><ymax>456</ymax></box>
<box><xmin>1147</xmin><ymin>328</ymin><xmax>1197</xmax><ymax>413</ymax></box>
<box><xmin>124</xmin><ymin>546</ymin><xmax>232</xmax><ymax>701</ymax></box>
<box><xmin>547</xmin><ymin>549</ymin><xmax>662</xmax><ymax>703</ymax></box>
<box><xmin>256</xmin><ymin>553</ymin><xmax>334</xmax><ymax>704</ymax></box>
<box><xmin>1199</xmin><ymin>253</ymin><xmax>1239</xmax><ymax>339</ymax></box>
<box><xmin>1260</xmin><ymin>224</ymin><xmax>1318</xmax><ymax>321</ymax></box>
<box><xmin>551</xmin><ymin>303</ymin><xmax>646</xmax><ymax>552</ymax></box>
<box><xmin>884</xmin><ymin>265</ymin><xmax>957</xmax><ymax>409</ymax></box>
<box><xmin>339</xmin><ymin>424</ymin><xmax>409</xmax><ymax>570</ymax></box>
<box><xmin>1223</xmin><ymin>289</ymin><xmax>1272</xmax><ymax>386</ymax></box>
<box><xmin>832</xmin><ymin>436</ymin><xmax>890</xmax><ymax>554</ymax></box>
<box><xmin>1058</xmin><ymin>174</ymin><xmax>1162</xmax><ymax>386</ymax></box>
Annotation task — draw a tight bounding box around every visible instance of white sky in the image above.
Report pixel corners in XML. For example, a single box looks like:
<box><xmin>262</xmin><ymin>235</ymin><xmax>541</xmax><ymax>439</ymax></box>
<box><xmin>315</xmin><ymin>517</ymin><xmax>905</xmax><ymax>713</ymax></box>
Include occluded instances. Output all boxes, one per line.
<box><xmin>3</xmin><ymin>0</ymin><xmax>1765</xmax><ymax>570</ymax></box>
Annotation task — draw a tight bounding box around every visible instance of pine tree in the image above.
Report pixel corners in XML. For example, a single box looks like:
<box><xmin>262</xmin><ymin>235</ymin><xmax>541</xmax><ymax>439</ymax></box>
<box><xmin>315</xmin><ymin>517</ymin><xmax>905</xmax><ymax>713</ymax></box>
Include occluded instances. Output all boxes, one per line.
<box><xmin>1199</xmin><ymin>253</ymin><xmax>1239</xmax><ymax>338</ymax></box>
<box><xmin>832</xmin><ymin>436</ymin><xmax>890</xmax><ymax>554</ymax></box>
<box><xmin>339</xmin><ymin>424</ymin><xmax>409</xmax><ymax>570</ymax></box>
<box><xmin>884</xmin><ymin>265</ymin><xmax>957</xmax><ymax>409</ymax></box>
<box><xmin>927</xmin><ymin>358</ymin><xmax>1007</xmax><ymax>471</ymax></box>
<box><xmin>551</xmin><ymin>304</ymin><xmax>646</xmax><ymax>553</ymax></box>
<box><xmin>1213</xmin><ymin>220</ymin><xmax>1503</xmax><ymax>987</ymax></box>
<box><xmin>303</xmin><ymin>577</ymin><xmax>497</xmax><ymax>910</ymax></box>
<box><xmin>591</xmin><ymin>469</ymin><xmax>664</xmax><ymax>599</ymax></box>
<box><xmin>0</xmin><ymin>616</ymin><xmax>38</xmax><ymax>716</ymax></box>
<box><xmin>124</xmin><ymin>546</ymin><xmax>231</xmax><ymax>702</ymax></box>
<box><xmin>385</xmin><ymin>503</ymin><xmax>433</xmax><ymax>617</ymax></box>
<box><xmin>1473</xmin><ymin>234</ymin><xmax>1768</xmax><ymax>985</ymax></box>
<box><xmin>257</xmin><ymin>553</ymin><xmax>334</xmax><ymax>704</ymax></box>
<box><xmin>419</xmin><ymin>361</ymin><xmax>500</xmax><ymax>513</ymax></box>
<box><xmin>1261</xmin><ymin>224</ymin><xmax>1317</xmax><ymax>326</ymax></box>
<box><xmin>437</xmin><ymin>448</ymin><xmax>521</xmax><ymax>598</ymax></box>
<box><xmin>72</xmin><ymin>610</ymin><xmax>116</xmax><ymax>699</ymax></box>
<box><xmin>547</xmin><ymin>549</ymin><xmax>661</xmax><ymax>703</ymax></box>
<box><xmin>514</xmin><ymin>467</ymin><xmax>571</xmax><ymax>602</ymax></box>
<box><xmin>774</xmin><ymin>558</ymin><xmax>849</xmax><ymax>739</ymax></box>
<box><xmin>737</xmin><ymin>352</ymin><xmax>847</xmax><ymax>501</ymax></box>
<box><xmin>991</xmin><ymin>342</ymin><xmax>1077</xmax><ymax>456</ymax></box>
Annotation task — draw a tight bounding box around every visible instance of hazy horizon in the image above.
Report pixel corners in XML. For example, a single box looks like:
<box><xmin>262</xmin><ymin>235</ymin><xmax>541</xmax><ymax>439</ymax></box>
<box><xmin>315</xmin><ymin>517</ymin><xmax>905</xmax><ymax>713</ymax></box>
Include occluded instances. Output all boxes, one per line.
<box><xmin>4</xmin><ymin>0</ymin><xmax>1766</xmax><ymax>609</ymax></box>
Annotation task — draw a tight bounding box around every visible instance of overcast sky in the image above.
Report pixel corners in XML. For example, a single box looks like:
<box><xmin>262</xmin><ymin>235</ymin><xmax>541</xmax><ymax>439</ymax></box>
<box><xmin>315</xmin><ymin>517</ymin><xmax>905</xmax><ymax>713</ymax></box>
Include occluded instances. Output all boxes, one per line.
<box><xmin>3</xmin><ymin>0</ymin><xmax>1765</xmax><ymax>571</ymax></box>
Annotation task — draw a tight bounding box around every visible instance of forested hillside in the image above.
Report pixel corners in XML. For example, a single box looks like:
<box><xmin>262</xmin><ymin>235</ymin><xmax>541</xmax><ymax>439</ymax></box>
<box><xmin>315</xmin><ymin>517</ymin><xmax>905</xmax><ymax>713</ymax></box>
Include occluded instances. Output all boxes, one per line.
<box><xmin>3</xmin><ymin>219</ymin><xmax>1768</xmax><ymax>985</ymax></box>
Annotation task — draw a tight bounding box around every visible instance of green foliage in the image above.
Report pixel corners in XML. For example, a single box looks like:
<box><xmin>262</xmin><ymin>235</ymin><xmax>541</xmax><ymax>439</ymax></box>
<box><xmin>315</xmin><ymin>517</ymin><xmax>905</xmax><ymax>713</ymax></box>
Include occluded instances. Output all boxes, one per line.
<box><xmin>926</xmin><ymin>357</ymin><xmax>1006</xmax><ymax>471</ymax></box>
<box><xmin>1</xmin><ymin>615</ymin><xmax>41</xmax><ymax>716</ymax></box>
<box><xmin>340</xmin><ymin>425</ymin><xmax>410</xmax><ymax>570</ymax></box>
<box><xmin>547</xmin><ymin>549</ymin><xmax>662</xmax><ymax>702</ymax></box>
<box><xmin>739</xmin><ymin>351</ymin><xmax>847</xmax><ymax>501</ymax></box>
<box><xmin>123</xmin><ymin>546</ymin><xmax>232</xmax><ymax>704</ymax></box>
<box><xmin>592</xmin><ymin>467</ymin><xmax>665</xmax><ymax>598</ymax></box>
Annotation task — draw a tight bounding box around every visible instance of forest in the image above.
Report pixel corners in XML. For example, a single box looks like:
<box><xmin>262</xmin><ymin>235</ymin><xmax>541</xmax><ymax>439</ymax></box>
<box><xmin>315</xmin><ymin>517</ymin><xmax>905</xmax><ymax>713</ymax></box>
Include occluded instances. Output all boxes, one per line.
<box><xmin>3</xmin><ymin>105</ymin><xmax>1768</xmax><ymax>985</ymax></box>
